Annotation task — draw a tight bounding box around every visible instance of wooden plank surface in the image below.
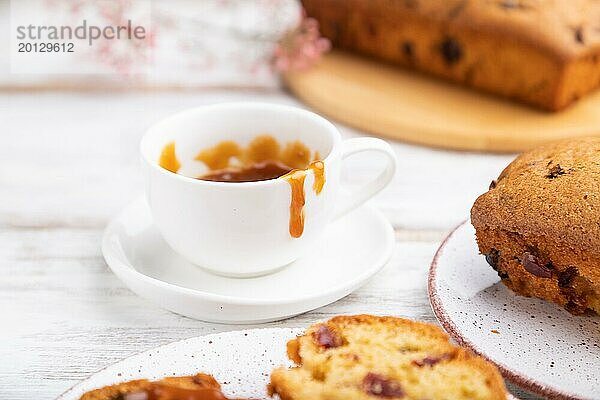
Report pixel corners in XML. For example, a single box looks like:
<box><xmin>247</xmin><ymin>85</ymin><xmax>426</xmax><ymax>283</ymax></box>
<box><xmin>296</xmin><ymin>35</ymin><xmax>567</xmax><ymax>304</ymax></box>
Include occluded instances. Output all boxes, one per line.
<box><xmin>0</xmin><ymin>90</ymin><xmax>539</xmax><ymax>399</ymax></box>
<box><xmin>285</xmin><ymin>51</ymin><xmax>600</xmax><ymax>153</ymax></box>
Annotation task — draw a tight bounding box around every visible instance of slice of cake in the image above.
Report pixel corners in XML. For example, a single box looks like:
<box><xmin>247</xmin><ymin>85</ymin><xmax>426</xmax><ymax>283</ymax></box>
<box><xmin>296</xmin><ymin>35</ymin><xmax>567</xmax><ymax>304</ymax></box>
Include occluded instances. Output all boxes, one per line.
<box><xmin>269</xmin><ymin>315</ymin><xmax>507</xmax><ymax>400</ymax></box>
<box><xmin>471</xmin><ymin>138</ymin><xmax>600</xmax><ymax>315</ymax></box>
<box><xmin>80</xmin><ymin>373</ymin><xmax>242</xmax><ymax>400</ymax></box>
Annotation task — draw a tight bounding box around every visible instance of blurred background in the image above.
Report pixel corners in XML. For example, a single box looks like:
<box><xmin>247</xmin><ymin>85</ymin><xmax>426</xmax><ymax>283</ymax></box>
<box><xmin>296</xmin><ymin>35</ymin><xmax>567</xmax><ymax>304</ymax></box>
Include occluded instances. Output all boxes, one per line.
<box><xmin>0</xmin><ymin>0</ymin><xmax>512</xmax><ymax>232</ymax></box>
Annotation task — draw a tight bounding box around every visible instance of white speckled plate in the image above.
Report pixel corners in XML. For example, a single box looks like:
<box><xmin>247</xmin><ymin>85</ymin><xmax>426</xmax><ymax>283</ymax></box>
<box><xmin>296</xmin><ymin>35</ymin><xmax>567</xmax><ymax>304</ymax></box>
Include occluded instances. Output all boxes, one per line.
<box><xmin>56</xmin><ymin>327</ymin><xmax>519</xmax><ymax>400</ymax></box>
<box><xmin>56</xmin><ymin>328</ymin><xmax>300</xmax><ymax>400</ymax></box>
<box><xmin>102</xmin><ymin>197</ymin><xmax>394</xmax><ymax>324</ymax></box>
<box><xmin>429</xmin><ymin>221</ymin><xmax>600</xmax><ymax>400</ymax></box>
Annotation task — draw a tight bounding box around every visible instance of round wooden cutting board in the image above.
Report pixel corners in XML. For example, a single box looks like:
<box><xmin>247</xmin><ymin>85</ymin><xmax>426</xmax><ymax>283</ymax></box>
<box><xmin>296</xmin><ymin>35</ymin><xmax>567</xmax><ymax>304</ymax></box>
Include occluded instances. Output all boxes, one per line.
<box><xmin>285</xmin><ymin>51</ymin><xmax>600</xmax><ymax>153</ymax></box>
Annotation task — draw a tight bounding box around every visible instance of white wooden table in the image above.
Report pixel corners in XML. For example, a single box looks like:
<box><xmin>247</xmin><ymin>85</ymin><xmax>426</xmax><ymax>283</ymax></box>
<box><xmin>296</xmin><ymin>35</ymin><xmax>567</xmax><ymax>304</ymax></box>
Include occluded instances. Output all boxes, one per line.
<box><xmin>0</xmin><ymin>90</ymin><xmax>539</xmax><ymax>399</ymax></box>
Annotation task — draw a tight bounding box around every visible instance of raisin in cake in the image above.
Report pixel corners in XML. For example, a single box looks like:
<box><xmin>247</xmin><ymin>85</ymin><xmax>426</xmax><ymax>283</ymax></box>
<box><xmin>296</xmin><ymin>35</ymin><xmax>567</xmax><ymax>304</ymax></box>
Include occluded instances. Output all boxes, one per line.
<box><xmin>302</xmin><ymin>0</ymin><xmax>600</xmax><ymax>111</ymax></box>
<box><xmin>80</xmin><ymin>373</ymin><xmax>243</xmax><ymax>400</ymax></box>
<box><xmin>471</xmin><ymin>138</ymin><xmax>600</xmax><ymax>315</ymax></box>
<box><xmin>269</xmin><ymin>315</ymin><xmax>507</xmax><ymax>400</ymax></box>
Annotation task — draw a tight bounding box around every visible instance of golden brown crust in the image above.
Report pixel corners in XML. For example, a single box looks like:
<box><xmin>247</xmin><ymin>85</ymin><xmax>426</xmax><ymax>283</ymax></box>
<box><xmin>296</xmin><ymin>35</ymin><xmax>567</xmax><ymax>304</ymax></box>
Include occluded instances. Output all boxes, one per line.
<box><xmin>270</xmin><ymin>315</ymin><xmax>507</xmax><ymax>400</ymax></box>
<box><xmin>303</xmin><ymin>0</ymin><xmax>600</xmax><ymax>110</ymax></box>
<box><xmin>471</xmin><ymin>138</ymin><xmax>600</xmax><ymax>315</ymax></box>
<box><xmin>286</xmin><ymin>337</ymin><xmax>302</xmax><ymax>365</ymax></box>
<box><xmin>79</xmin><ymin>374</ymin><xmax>224</xmax><ymax>400</ymax></box>
<box><xmin>80</xmin><ymin>379</ymin><xmax>152</xmax><ymax>400</ymax></box>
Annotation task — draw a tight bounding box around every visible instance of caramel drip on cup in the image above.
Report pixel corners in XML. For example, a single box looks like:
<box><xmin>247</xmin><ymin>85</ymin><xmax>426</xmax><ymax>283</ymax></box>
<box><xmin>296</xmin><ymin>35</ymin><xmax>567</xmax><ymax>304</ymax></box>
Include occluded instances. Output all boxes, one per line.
<box><xmin>282</xmin><ymin>160</ymin><xmax>326</xmax><ymax>238</ymax></box>
<box><xmin>283</xmin><ymin>169</ymin><xmax>307</xmax><ymax>238</ymax></box>
<box><xmin>158</xmin><ymin>142</ymin><xmax>181</xmax><ymax>173</ymax></box>
<box><xmin>309</xmin><ymin>160</ymin><xmax>325</xmax><ymax>194</ymax></box>
<box><xmin>193</xmin><ymin>135</ymin><xmax>314</xmax><ymax>173</ymax></box>
<box><xmin>195</xmin><ymin>141</ymin><xmax>242</xmax><ymax>170</ymax></box>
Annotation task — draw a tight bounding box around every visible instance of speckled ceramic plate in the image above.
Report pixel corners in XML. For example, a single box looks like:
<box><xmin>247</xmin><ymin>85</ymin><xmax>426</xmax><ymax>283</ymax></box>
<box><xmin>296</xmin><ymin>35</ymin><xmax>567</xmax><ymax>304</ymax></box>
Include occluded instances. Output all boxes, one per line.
<box><xmin>429</xmin><ymin>221</ymin><xmax>600</xmax><ymax>400</ymax></box>
<box><xmin>56</xmin><ymin>328</ymin><xmax>301</xmax><ymax>400</ymax></box>
<box><xmin>56</xmin><ymin>327</ymin><xmax>518</xmax><ymax>400</ymax></box>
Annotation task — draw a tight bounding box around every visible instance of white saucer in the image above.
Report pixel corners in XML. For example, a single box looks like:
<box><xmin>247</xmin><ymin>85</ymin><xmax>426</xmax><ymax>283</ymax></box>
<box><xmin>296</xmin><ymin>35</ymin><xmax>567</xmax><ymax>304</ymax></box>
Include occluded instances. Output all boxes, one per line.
<box><xmin>429</xmin><ymin>222</ymin><xmax>600</xmax><ymax>400</ymax></box>
<box><xmin>102</xmin><ymin>197</ymin><xmax>394</xmax><ymax>324</ymax></box>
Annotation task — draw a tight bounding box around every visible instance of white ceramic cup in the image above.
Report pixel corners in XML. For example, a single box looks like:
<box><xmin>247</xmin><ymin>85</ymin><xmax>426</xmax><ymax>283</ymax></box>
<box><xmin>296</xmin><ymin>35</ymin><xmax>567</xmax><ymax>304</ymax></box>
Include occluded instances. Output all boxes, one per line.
<box><xmin>141</xmin><ymin>102</ymin><xmax>396</xmax><ymax>277</ymax></box>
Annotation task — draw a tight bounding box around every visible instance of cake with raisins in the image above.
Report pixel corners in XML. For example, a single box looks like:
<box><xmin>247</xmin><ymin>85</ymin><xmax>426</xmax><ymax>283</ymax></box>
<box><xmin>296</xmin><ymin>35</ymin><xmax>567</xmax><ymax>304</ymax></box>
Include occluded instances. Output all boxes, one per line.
<box><xmin>471</xmin><ymin>138</ymin><xmax>600</xmax><ymax>315</ymax></box>
<box><xmin>269</xmin><ymin>315</ymin><xmax>507</xmax><ymax>400</ymax></box>
<box><xmin>302</xmin><ymin>0</ymin><xmax>600</xmax><ymax>111</ymax></box>
<box><xmin>80</xmin><ymin>373</ymin><xmax>246</xmax><ymax>400</ymax></box>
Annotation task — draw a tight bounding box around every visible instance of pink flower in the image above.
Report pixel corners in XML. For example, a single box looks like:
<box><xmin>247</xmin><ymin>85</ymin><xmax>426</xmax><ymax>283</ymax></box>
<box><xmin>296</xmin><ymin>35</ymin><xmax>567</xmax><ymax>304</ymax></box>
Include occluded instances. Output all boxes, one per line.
<box><xmin>272</xmin><ymin>13</ymin><xmax>331</xmax><ymax>72</ymax></box>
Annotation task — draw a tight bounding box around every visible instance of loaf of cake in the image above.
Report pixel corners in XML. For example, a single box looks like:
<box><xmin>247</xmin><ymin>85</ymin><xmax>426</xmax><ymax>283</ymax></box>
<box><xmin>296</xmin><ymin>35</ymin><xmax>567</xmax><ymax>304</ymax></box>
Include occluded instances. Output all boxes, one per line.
<box><xmin>302</xmin><ymin>0</ymin><xmax>600</xmax><ymax>111</ymax></box>
<box><xmin>471</xmin><ymin>138</ymin><xmax>600</xmax><ymax>315</ymax></box>
<box><xmin>269</xmin><ymin>315</ymin><xmax>507</xmax><ymax>400</ymax></box>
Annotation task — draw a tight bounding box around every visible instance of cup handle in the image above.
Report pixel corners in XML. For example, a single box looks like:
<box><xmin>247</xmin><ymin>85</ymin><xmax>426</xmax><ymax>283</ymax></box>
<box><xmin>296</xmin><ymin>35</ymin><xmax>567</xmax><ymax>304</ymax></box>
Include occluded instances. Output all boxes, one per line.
<box><xmin>333</xmin><ymin>137</ymin><xmax>397</xmax><ymax>220</ymax></box>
